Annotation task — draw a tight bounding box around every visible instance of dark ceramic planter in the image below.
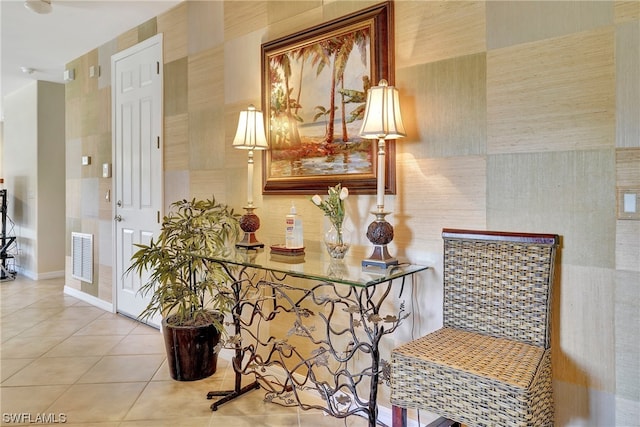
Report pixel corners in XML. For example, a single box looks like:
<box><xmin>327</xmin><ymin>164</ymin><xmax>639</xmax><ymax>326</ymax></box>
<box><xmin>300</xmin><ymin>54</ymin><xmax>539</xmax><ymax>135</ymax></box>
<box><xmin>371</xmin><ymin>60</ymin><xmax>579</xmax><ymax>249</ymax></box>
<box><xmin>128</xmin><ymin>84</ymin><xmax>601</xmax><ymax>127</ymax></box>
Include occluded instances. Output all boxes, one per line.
<box><xmin>162</xmin><ymin>314</ymin><xmax>222</xmax><ymax>381</ymax></box>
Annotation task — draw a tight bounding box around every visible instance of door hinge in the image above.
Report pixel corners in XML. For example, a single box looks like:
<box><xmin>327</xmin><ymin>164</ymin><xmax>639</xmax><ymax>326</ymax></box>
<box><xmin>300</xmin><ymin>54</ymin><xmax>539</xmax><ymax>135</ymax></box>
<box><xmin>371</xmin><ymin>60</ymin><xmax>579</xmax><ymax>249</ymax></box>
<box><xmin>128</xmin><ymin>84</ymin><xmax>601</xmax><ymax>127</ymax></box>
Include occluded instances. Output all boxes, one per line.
<box><xmin>157</xmin><ymin>61</ymin><xmax>160</xmax><ymax>75</ymax></box>
<box><xmin>157</xmin><ymin>211</ymin><xmax>160</xmax><ymax>224</ymax></box>
<box><xmin>157</xmin><ymin>136</ymin><xmax>160</xmax><ymax>149</ymax></box>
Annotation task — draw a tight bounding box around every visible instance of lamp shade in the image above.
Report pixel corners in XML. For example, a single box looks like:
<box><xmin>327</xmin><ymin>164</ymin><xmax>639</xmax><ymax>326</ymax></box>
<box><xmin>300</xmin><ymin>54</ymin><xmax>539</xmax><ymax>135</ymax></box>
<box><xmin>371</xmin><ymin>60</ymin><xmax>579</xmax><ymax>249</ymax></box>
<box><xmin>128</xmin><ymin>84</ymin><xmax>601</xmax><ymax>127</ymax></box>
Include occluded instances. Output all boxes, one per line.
<box><xmin>359</xmin><ymin>79</ymin><xmax>406</xmax><ymax>140</ymax></box>
<box><xmin>24</xmin><ymin>0</ymin><xmax>52</xmax><ymax>14</ymax></box>
<box><xmin>233</xmin><ymin>105</ymin><xmax>269</xmax><ymax>150</ymax></box>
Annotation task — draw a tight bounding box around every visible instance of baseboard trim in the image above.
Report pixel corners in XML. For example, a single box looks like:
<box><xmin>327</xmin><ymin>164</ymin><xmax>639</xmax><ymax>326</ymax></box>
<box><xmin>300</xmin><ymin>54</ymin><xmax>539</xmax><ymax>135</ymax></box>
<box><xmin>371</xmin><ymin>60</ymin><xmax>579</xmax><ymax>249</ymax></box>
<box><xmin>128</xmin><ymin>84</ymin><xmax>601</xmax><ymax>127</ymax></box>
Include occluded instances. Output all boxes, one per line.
<box><xmin>14</xmin><ymin>267</ymin><xmax>64</xmax><ymax>281</ymax></box>
<box><xmin>63</xmin><ymin>286</ymin><xmax>114</xmax><ymax>312</ymax></box>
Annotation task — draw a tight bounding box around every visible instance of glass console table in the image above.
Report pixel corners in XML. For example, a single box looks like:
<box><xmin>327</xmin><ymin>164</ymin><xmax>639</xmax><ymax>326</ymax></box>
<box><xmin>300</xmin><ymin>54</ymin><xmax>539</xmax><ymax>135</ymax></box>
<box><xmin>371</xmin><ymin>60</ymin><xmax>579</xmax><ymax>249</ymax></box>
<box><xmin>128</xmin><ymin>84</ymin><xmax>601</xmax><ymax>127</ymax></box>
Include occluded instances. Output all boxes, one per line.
<box><xmin>197</xmin><ymin>247</ymin><xmax>428</xmax><ymax>427</ymax></box>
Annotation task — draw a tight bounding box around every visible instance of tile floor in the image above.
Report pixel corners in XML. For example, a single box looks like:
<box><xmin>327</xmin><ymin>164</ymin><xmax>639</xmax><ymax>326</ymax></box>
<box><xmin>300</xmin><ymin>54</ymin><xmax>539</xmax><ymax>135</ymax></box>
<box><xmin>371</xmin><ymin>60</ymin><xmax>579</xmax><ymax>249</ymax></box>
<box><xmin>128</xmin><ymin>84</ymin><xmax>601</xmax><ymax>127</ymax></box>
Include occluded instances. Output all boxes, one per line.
<box><xmin>0</xmin><ymin>276</ymin><xmax>371</xmax><ymax>427</ymax></box>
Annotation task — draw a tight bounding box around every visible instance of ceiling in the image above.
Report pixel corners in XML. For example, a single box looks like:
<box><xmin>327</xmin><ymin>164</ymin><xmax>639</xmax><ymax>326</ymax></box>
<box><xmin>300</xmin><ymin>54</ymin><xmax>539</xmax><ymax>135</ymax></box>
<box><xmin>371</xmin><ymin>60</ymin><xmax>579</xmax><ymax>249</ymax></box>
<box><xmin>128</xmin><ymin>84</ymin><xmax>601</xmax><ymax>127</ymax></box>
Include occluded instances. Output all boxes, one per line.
<box><xmin>0</xmin><ymin>0</ymin><xmax>182</xmax><ymax>120</ymax></box>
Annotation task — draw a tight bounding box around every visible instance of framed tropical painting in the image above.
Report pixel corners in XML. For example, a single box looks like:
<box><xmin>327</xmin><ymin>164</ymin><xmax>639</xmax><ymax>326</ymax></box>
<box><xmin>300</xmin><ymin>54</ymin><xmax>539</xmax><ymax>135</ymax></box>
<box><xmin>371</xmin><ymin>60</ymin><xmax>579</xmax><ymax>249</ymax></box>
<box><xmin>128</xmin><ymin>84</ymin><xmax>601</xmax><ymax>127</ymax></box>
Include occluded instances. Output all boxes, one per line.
<box><xmin>261</xmin><ymin>2</ymin><xmax>395</xmax><ymax>195</ymax></box>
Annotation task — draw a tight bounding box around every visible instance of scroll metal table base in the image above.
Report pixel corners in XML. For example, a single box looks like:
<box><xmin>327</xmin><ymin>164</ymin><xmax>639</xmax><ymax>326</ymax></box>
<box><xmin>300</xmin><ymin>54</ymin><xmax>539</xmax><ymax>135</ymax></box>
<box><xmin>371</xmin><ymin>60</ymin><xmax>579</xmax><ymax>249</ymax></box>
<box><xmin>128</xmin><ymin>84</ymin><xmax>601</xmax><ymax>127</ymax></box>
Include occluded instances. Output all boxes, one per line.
<box><xmin>203</xmin><ymin>259</ymin><xmax>414</xmax><ymax>427</ymax></box>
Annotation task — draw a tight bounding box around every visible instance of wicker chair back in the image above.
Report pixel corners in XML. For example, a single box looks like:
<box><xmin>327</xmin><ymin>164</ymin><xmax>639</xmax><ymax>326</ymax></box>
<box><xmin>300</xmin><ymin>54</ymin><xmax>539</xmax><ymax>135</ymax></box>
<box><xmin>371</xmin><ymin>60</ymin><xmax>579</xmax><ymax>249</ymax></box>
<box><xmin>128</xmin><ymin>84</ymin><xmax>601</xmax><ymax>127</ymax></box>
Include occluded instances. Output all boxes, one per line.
<box><xmin>442</xmin><ymin>229</ymin><xmax>559</xmax><ymax>348</ymax></box>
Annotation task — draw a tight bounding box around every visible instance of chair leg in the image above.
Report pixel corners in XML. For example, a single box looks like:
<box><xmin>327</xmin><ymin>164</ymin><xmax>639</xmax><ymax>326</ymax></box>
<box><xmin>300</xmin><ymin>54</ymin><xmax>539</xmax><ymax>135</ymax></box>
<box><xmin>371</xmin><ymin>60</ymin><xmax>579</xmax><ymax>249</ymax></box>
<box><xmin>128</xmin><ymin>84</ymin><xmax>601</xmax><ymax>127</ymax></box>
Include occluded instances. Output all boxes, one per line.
<box><xmin>426</xmin><ymin>417</ymin><xmax>461</xmax><ymax>427</ymax></box>
<box><xmin>391</xmin><ymin>405</ymin><xmax>407</xmax><ymax>427</ymax></box>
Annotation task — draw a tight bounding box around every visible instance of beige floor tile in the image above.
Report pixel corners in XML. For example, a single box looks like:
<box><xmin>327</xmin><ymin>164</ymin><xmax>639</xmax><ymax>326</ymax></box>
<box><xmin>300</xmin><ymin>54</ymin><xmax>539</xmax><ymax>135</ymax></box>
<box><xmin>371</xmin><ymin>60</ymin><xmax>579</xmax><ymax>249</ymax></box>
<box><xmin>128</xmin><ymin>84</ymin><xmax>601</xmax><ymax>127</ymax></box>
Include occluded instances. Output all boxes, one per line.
<box><xmin>207</xmin><ymin>413</ymin><xmax>301</xmax><ymax>427</ymax></box>
<box><xmin>0</xmin><ymin>357</ymin><xmax>34</xmax><ymax>381</ymax></box>
<box><xmin>125</xmin><ymin>379</ymin><xmax>222</xmax><ymax>420</ymax></box>
<box><xmin>0</xmin><ymin>335</ymin><xmax>67</xmax><ymax>359</ymax></box>
<box><xmin>119</xmin><ymin>417</ymin><xmax>212</xmax><ymax>427</ymax></box>
<box><xmin>107</xmin><ymin>333</ymin><xmax>165</xmax><ymax>355</ymax></box>
<box><xmin>0</xmin><ymin>384</ymin><xmax>70</xmax><ymax>415</ymax></box>
<box><xmin>19</xmin><ymin>318</ymin><xmax>87</xmax><ymax>338</ymax></box>
<box><xmin>25</xmin><ymin>294</ymin><xmax>82</xmax><ymax>309</ymax></box>
<box><xmin>43</xmin><ymin>335</ymin><xmax>125</xmax><ymax>357</ymax></box>
<box><xmin>53</xmin><ymin>305</ymin><xmax>108</xmax><ymax>323</ymax></box>
<box><xmin>129</xmin><ymin>322</ymin><xmax>161</xmax><ymax>335</ymax></box>
<box><xmin>46</xmin><ymin>382</ymin><xmax>147</xmax><ymax>423</ymax></box>
<box><xmin>77</xmin><ymin>354</ymin><xmax>164</xmax><ymax>383</ymax></box>
<box><xmin>299</xmin><ymin>412</ymin><xmax>370</xmax><ymax>426</ymax></box>
<box><xmin>0</xmin><ymin>307</ymin><xmax>63</xmax><ymax>324</ymax></box>
<box><xmin>2</xmin><ymin>356</ymin><xmax>99</xmax><ymax>386</ymax></box>
<box><xmin>73</xmin><ymin>315</ymin><xmax>139</xmax><ymax>336</ymax></box>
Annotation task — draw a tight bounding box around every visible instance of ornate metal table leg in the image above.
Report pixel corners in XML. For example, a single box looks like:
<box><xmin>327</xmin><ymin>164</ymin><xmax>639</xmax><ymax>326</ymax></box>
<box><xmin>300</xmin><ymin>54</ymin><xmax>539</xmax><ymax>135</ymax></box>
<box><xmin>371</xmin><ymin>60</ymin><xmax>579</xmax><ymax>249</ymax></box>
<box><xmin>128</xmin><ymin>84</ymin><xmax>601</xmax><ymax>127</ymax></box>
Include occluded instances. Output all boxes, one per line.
<box><xmin>206</xmin><ymin>262</ymin><xmax>260</xmax><ymax>410</ymax></box>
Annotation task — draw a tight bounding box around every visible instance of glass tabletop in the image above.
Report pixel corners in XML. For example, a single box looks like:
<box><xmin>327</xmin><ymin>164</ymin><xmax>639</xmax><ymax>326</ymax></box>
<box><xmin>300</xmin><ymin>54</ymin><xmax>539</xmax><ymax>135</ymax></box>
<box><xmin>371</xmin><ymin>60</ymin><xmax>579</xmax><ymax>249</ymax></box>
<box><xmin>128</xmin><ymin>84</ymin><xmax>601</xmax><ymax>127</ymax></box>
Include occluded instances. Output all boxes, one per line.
<box><xmin>194</xmin><ymin>246</ymin><xmax>428</xmax><ymax>288</ymax></box>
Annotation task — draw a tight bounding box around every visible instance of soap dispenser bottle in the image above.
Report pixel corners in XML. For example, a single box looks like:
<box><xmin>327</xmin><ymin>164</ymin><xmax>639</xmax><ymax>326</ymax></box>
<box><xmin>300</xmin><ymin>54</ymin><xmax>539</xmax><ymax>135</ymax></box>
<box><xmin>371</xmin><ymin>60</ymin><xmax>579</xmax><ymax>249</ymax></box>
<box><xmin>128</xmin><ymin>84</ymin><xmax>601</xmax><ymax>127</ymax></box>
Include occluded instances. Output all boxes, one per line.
<box><xmin>285</xmin><ymin>203</ymin><xmax>304</xmax><ymax>249</ymax></box>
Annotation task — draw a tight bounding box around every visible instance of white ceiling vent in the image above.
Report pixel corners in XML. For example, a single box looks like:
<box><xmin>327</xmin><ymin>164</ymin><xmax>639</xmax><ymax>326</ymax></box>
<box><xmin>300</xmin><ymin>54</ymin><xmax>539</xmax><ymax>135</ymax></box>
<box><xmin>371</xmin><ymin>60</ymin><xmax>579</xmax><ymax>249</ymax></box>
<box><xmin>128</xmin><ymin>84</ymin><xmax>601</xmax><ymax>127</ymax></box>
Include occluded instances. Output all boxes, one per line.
<box><xmin>71</xmin><ymin>232</ymin><xmax>93</xmax><ymax>283</ymax></box>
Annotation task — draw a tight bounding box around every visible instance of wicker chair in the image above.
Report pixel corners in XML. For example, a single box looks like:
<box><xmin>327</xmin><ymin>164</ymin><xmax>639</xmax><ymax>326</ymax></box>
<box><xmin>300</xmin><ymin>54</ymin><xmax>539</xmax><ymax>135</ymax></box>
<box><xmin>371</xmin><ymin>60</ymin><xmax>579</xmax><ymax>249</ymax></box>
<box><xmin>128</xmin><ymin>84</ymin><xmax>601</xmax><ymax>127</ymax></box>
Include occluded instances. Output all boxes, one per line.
<box><xmin>390</xmin><ymin>229</ymin><xmax>559</xmax><ymax>427</ymax></box>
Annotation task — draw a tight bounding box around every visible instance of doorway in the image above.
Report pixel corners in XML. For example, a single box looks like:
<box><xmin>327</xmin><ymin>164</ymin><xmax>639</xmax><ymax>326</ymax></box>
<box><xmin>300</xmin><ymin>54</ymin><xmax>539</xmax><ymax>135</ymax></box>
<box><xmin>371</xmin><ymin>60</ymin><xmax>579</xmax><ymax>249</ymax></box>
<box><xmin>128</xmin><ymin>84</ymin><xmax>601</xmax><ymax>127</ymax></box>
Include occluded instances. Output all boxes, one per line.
<box><xmin>111</xmin><ymin>34</ymin><xmax>163</xmax><ymax>328</ymax></box>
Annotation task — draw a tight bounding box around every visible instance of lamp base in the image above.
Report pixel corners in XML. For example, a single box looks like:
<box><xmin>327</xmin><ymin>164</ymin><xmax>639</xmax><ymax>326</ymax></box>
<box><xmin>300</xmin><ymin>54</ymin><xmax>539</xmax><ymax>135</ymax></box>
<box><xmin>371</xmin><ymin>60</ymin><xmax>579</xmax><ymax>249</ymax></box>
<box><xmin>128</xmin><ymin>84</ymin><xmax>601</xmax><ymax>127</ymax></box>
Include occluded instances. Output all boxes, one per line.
<box><xmin>362</xmin><ymin>211</ymin><xmax>397</xmax><ymax>270</ymax></box>
<box><xmin>236</xmin><ymin>232</ymin><xmax>264</xmax><ymax>249</ymax></box>
<box><xmin>235</xmin><ymin>207</ymin><xmax>264</xmax><ymax>249</ymax></box>
<box><xmin>362</xmin><ymin>245</ymin><xmax>398</xmax><ymax>269</ymax></box>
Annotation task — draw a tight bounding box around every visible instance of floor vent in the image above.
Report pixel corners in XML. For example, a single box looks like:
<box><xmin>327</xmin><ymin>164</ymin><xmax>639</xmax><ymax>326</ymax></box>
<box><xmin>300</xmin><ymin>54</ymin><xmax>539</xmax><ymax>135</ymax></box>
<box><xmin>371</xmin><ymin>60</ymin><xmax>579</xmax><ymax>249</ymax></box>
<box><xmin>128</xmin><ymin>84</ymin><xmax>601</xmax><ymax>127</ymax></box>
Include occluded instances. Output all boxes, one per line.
<box><xmin>71</xmin><ymin>232</ymin><xmax>93</xmax><ymax>283</ymax></box>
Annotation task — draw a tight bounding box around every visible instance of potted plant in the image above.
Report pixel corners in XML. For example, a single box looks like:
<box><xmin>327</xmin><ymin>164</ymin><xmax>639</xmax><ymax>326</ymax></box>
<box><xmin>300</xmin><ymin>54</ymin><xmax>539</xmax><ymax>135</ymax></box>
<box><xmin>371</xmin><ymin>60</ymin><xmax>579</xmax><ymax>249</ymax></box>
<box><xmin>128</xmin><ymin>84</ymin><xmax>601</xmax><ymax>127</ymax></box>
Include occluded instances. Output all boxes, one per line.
<box><xmin>125</xmin><ymin>197</ymin><xmax>241</xmax><ymax>381</ymax></box>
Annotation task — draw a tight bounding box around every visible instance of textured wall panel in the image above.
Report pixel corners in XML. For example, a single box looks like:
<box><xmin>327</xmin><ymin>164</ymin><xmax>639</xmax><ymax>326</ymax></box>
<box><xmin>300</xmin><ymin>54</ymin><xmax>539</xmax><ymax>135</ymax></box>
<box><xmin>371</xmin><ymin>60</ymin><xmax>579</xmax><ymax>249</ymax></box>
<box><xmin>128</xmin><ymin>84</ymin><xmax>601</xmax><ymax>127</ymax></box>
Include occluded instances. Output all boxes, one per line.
<box><xmin>616</xmin><ymin>21</ymin><xmax>640</xmax><ymax>148</ymax></box>
<box><xmin>398</xmin><ymin>54</ymin><xmax>486</xmax><ymax>159</ymax></box>
<box><xmin>396</xmin><ymin>1</ymin><xmax>485</xmax><ymax>68</ymax></box>
<box><xmin>98</xmin><ymin>40</ymin><xmax>117</xmax><ymax>91</ymax></box>
<box><xmin>224</xmin><ymin>1</ymin><xmax>268</xmax><ymax>40</ymax></box>
<box><xmin>487</xmin><ymin>150</ymin><xmax>616</xmax><ymax>268</ymax></box>
<box><xmin>615</xmin><ymin>1</ymin><xmax>640</xmax><ymax>23</ymax></box>
<box><xmin>190</xmin><ymin>170</ymin><xmax>228</xmax><ymax>203</ymax></box>
<box><xmin>65</xmin><ymin>96</ymin><xmax>82</xmax><ymax>141</ymax></box>
<box><xmin>188</xmin><ymin>46</ymin><xmax>224</xmax><ymax>111</ymax></box>
<box><xmin>396</xmin><ymin>155</ymin><xmax>487</xmax><ymax>249</ymax></box>
<box><xmin>188</xmin><ymin>107</ymin><xmax>225</xmax><ymax>170</ymax></box>
<box><xmin>552</xmin><ymin>264</ymin><xmax>615</xmax><ymax>392</ymax></box>
<box><xmin>615</xmin><ymin>270</ymin><xmax>640</xmax><ymax>404</ymax></box>
<box><xmin>615</xmin><ymin>221</ymin><xmax>640</xmax><ymax>272</ymax></box>
<box><xmin>267</xmin><ymin>0</ymin><xmax>320</xmax><ymax>25</ymax></box>
<box><xmin>163</xmin><ymin>113</ymin><xmax>188</xmax><ymax>171</ymax></box>
<box><xmin>116</xmin><ymin>27</ymin><xmax>140</xmax><ymax>53</ymax></box>
<box><xmin>487</xmin><ymin>0</ymin><xmax>613</xmax><ymax>50</ymax></box>
<box><xmin>188</xmin><ymin>0</ymin><xmax>223</xmax><ymax>55</ymax></box>
<box><xmin>488</xmin><ymin>27</ymin><xmax>615</xmax><ymax>154</ymax></box>
<box><xmin>163</xmin><ymin>57</ymin><xmax>188</xmax><ymax>116</ymax></box>
<box><xmin>616</xmin><ymin>149</ymin><xmax>640</xmax><ymax>266</ymax></box>
<box><xmin>617</xmin><ymin>148</ymin><xmax>640</xmax><ymax>186</ymax></box>
<box><xmin>223</xmin><ymin>32</ymin><xmax>264</xmax><ymax>105</ymax></box>
<box><xmin>137</xmin><ymin>17</ymin><xmax>157</xmax><ymax>44</ymax></box>
<box><xmin>265</xmin><ymin>3</ymin><xmax>322</xmax><ymax>42</ymax></box>
<box><xmin>157</xmin><ymin>2</ymin><xmax>188</xmax><ymax>64</ymax></box>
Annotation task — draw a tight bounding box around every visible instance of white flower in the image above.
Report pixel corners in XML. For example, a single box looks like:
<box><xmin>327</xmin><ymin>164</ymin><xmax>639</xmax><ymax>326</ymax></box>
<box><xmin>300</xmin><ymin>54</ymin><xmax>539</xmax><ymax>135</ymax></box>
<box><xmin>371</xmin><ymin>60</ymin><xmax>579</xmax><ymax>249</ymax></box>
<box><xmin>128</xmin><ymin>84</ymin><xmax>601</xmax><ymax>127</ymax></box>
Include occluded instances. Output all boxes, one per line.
<box><xmin>339</xmin><ymin>187</ymin><xmax>349</xmax><ymax>201</ymax></box>
<box><xmin>311</xmin><ymin>194</ymin><xmax>322</xmax><ymax>206</ymax></box>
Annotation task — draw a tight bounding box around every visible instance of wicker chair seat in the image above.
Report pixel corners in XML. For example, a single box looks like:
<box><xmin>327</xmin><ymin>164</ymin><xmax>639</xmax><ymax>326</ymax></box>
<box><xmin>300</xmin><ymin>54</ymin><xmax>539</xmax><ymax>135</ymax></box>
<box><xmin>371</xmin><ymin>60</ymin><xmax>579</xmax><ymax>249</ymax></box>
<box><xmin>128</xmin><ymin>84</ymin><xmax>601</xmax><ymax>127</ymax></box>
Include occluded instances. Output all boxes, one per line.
<box><xmin>391</xmin><ymin>327</ymin><xmax>553</xmax><ymax>426</ymax></box>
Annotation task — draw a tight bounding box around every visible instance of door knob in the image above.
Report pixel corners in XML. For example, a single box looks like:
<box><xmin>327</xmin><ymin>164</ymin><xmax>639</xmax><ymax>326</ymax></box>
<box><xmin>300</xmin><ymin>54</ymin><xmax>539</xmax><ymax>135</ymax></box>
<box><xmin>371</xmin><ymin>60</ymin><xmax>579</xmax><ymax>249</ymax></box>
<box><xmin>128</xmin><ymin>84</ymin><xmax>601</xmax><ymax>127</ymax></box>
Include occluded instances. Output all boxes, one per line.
<box><xmin>114</xmin><ymin>215</ymin><xmax>123</xmax><ymax>222</ymax></box>
<box><xmin>116</xmin><ymin>200</ymin><xmax>123</xmax><ymax>207</ymax></box>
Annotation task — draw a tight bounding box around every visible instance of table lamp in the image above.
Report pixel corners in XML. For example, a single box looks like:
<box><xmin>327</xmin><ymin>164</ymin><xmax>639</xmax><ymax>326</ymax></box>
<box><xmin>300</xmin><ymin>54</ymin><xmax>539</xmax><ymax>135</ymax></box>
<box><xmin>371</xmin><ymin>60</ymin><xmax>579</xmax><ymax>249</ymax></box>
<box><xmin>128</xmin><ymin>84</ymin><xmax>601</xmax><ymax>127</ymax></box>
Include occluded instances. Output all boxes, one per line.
<box><xmin>233</xmin><ymin>105</ymin><xmax>269</xmax><ymax>249</ymax></box>
<box><xmin>358</xmin><ymin>80</ymin><xmax>406</xmax><ymax>269</ymax></box>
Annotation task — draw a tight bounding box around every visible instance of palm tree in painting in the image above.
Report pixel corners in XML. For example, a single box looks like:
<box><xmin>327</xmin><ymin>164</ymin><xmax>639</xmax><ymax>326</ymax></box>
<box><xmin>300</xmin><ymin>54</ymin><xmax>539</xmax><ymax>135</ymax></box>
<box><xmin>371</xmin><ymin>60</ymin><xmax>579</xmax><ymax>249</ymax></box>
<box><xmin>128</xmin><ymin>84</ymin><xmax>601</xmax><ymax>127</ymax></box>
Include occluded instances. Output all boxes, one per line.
<box><xmin>269</xmin><ymin>55</ymin><xmax>302</xmax><ymax>148</ymax></box>
<box><xmin>315</xmin><ymin>28</ymin><xmax>370</xmax><ymax>144</ymax></box>
<box><xmin>269</xmin><ymin>26</ymin><xmax>370</xmax><ymax>153</ymax></box>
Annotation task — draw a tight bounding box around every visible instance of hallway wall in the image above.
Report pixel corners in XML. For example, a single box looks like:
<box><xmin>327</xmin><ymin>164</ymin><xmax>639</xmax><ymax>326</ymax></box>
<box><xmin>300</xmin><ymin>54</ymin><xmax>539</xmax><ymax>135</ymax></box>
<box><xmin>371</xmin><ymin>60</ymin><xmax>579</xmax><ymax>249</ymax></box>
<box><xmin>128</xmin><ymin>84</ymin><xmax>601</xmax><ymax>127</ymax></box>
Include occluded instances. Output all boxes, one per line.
<box><xmin>64</xmin><ymin>1</ymin><xmax>639</xmax><ymax>425</ymax></box>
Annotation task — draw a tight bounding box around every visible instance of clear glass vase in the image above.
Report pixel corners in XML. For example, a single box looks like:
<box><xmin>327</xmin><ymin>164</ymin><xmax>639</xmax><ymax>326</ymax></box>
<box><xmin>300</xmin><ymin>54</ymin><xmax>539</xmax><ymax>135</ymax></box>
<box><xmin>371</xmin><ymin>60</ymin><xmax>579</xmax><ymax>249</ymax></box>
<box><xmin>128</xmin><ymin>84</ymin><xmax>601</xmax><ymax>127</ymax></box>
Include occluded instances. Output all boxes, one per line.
<box><xmin>324</xmin><ymin>223</ymin><xmax>351</xmax><ymax>259</ymax></box>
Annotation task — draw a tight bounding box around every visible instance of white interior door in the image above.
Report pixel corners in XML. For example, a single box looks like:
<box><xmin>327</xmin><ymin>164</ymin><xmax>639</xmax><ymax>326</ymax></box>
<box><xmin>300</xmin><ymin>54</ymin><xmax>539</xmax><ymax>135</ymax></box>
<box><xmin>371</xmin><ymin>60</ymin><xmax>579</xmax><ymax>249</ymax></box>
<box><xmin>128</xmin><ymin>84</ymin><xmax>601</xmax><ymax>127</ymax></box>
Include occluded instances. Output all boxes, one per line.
<box><xmin>112</xmin><ymin>34</ymin><xmax>163</xmax><ymax>328</ymax></box>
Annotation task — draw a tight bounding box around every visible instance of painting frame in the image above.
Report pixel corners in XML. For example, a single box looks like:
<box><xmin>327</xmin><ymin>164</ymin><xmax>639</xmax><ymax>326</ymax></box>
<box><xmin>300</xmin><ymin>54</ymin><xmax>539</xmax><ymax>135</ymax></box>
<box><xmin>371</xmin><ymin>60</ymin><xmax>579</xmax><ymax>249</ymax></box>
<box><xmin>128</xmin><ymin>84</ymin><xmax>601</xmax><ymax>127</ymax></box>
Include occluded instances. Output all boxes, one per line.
<box><xmin>261</xmin><ymin>1</ymin><xmax>395</xmax><ymax>195</ymax></box>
